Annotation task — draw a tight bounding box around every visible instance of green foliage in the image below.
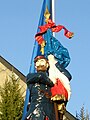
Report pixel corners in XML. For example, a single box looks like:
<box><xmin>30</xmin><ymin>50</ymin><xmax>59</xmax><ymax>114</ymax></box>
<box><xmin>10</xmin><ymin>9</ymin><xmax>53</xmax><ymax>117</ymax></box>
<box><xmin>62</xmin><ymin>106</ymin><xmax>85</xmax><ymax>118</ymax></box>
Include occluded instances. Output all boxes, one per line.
<box><xmin>0</xmin><ymin>73</ymin><xmax>24</xmax><ymax>120</ymax></box>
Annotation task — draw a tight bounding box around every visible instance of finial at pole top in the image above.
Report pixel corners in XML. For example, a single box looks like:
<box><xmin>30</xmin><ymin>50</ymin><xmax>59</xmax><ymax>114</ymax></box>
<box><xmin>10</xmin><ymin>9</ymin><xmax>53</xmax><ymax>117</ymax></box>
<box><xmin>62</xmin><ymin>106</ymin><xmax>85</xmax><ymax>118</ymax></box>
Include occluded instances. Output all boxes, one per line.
<box><xmin>44</xmin><ymin>7</ymin><xmax>50</xmax><ymax>23</ymax></box>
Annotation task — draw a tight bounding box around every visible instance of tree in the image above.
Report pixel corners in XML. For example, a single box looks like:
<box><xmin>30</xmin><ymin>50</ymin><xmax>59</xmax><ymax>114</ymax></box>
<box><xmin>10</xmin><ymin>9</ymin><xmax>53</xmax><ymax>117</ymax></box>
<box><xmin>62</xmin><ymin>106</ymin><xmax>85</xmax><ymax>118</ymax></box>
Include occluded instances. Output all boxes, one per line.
<box><xmin>80</xmin><ymin>105</ymin><xmax>85</xmax><ymax>120</ymax></box>
<box><xmin>0</xmin><ymin>73</ymin><xmax>24</xmax><ymax>120</ymax></box>
<box><xmin>76</xmin><ymin>105</ymin><xmax>90</xmax><ymax>120</ymax></box>
<box><xmin>85</xmin><ymin>110</ymin><xmax>90</xmax><ymax>120</ymax></box>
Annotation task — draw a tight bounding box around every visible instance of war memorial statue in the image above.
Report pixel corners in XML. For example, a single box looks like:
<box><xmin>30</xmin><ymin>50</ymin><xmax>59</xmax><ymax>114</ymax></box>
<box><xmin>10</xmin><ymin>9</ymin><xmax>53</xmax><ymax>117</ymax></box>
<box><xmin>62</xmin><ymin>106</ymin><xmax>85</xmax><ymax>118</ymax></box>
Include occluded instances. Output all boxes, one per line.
<box><xmin>23</xmin><ymin>1</ymin><xmax>74</xmax><ymax>120</ymax></box>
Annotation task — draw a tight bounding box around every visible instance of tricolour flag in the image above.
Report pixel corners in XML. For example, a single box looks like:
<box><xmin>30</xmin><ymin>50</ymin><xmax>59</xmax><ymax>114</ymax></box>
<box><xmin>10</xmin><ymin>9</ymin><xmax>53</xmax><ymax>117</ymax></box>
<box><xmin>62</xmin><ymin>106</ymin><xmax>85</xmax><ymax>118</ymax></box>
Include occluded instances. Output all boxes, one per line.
<box><xmin>22</xmin><ymin>0</ymin><xmax>73</xmax><ymax>119</ymax></box>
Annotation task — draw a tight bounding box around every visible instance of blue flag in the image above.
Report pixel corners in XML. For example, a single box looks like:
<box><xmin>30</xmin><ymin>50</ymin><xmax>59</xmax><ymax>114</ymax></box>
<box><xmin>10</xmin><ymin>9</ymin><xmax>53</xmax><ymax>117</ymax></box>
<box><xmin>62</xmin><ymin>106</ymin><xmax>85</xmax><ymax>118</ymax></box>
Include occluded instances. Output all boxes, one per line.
<box><xmin>22</xmin><ymin>0</ymin><xmax>52</xmax><ymax>119</ymax></box>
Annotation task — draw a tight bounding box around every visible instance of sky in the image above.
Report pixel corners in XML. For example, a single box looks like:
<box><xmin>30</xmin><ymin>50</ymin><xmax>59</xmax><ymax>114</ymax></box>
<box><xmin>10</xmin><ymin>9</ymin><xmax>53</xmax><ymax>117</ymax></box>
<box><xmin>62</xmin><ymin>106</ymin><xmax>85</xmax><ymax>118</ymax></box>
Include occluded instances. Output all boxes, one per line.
<box><xmin>0</xmin><ymin>0</ymin><xmax>90</xmax><ymax>117</ymax></box>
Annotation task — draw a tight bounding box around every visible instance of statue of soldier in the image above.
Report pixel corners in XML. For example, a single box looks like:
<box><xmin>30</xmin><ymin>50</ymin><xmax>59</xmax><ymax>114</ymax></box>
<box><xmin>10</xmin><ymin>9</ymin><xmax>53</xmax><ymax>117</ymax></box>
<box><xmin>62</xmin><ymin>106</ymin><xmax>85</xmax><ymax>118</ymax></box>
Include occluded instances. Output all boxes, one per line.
<box><xmin>25</xmin><ymin>56</ymin><xmax>55</xmax><ymax>120</ymax></box>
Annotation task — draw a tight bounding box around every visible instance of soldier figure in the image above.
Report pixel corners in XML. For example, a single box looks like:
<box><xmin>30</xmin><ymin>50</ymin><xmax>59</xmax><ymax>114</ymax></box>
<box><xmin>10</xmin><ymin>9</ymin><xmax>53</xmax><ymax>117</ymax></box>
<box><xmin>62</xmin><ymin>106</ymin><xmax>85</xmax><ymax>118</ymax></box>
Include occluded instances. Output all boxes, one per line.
<box><xmin>25</xmin><ymin>56</ymin><xmax>55</xmax><ymax>120</ymax></box>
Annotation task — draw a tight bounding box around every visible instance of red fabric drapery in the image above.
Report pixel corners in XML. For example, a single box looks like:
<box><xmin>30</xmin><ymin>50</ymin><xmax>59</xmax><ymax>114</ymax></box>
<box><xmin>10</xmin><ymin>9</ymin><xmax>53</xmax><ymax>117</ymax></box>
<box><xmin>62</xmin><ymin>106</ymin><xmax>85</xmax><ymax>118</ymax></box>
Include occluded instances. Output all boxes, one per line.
<box><xmin>35</xmin><ymin>19</ymin><xmax>74</xmax><ymax>45</ymax></box>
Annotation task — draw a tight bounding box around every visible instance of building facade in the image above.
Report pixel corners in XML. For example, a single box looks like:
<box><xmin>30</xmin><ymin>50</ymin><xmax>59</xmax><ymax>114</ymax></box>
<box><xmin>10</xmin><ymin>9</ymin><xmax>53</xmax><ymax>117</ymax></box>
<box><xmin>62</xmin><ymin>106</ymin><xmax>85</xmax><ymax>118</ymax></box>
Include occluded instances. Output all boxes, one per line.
<box><xmin>0</xmin><ymin>55</ymin><xmax>27</xmax><ymax>98</ymax></box>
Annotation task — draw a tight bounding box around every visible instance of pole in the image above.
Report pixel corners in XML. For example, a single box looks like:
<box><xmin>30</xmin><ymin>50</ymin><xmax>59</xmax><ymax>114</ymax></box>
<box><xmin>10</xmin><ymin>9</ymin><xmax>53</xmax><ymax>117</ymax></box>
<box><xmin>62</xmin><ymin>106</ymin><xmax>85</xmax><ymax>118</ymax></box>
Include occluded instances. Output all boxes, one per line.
<box><xmin>52</xmin><ymin>1</ymin><xmax>64</xmax><ymax>119</ymax></box>
<box><xmin>52</xmin><ymin>0</ymin><xmax>55</xmax><ymax>22</ymax></box>
<box><xmin>52</xmin><ymin>0</ymin><xmax>55</xmax><ymax>37</ymax></box>
<box><xmin>52</xmin><ymin>1</ymin><xmax>59</xmax><ymax>119</ymax></box>
<box><xmin>54</xmin><ymin>103</ymin><xmax>59</xmax><ymax>120</ymax></box>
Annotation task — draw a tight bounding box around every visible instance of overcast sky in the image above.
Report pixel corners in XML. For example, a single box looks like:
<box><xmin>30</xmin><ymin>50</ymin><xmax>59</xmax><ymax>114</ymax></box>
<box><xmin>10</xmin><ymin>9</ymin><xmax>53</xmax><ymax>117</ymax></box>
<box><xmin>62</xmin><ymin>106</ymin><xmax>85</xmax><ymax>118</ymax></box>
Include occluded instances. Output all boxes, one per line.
<box><xmin>0</xmin><ymin>0</ymin><xmax>90</xmax><ymax>116</ymax></box>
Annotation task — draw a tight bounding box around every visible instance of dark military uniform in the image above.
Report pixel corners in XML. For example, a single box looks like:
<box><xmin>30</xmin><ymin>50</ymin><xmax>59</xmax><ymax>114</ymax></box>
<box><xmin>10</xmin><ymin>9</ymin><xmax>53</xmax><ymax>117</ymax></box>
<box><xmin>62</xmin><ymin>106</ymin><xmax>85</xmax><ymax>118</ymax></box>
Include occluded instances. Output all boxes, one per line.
<box><xmin>25</xmin><ymin>71</ymin><xmax>55</xmax><ymax>120</ymax></box>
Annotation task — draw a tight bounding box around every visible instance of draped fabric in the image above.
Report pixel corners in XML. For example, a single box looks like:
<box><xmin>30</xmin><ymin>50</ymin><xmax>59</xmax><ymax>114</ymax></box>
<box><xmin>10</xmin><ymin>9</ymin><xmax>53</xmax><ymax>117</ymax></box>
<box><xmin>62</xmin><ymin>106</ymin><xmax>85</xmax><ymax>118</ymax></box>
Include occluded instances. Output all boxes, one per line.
<box><xmin>35</xmin><ymin>19</ymin><xmax>73</xmax><ymax>45</ymax></box>
<box><xmin>48</xmin><ymin>56</ymin><xmax>71</xmax><ymax>100</ymax></box>
<box><xmin>44</xmin><ymin>29</ymin><xmax>71</xmax><ymax>68</ymax></box>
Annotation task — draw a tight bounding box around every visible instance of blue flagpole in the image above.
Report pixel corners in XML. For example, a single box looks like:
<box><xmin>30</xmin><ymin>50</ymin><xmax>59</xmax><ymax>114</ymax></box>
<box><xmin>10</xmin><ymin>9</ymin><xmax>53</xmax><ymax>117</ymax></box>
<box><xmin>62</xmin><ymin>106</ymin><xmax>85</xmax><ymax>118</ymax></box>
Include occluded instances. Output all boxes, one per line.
<box><xmin>22</xmin><ymin>0</ymin><xmax>53</xmax><ymax>119</ymax></box>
